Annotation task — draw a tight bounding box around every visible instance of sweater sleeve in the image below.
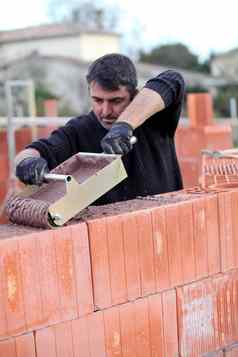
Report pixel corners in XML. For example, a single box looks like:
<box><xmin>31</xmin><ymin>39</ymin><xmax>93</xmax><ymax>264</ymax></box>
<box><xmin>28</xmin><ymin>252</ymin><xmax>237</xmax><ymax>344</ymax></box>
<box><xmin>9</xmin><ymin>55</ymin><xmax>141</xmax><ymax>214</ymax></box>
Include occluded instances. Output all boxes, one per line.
<box><xmin>144</xmin><ymin>70</ymin><xmax>185</xmax><ymax>107</ymax></box>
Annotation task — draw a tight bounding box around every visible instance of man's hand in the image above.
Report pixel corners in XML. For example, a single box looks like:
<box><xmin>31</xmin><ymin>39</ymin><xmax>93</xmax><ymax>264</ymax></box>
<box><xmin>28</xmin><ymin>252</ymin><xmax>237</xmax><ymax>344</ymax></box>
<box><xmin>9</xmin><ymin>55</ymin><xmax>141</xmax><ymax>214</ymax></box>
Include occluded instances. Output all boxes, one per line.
<box><xmin>16</xmin><ymin>157</ymin><xmax>49</xmax><ymax>185</ymax></box>
<box><xmin>101</xmin><ymin>122</ymin><xmax>134</xmax><ymax>155</ymax></box>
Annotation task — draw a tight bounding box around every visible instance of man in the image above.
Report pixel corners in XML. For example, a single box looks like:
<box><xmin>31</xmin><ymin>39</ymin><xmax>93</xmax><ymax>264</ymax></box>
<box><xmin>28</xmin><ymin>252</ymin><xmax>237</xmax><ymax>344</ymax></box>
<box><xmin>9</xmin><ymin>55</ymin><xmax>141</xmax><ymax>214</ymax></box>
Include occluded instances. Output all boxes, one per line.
<box><xmin>15</xmin><ymin>53</ymin><xmax>185</xmax><ymax>205</ymax></box>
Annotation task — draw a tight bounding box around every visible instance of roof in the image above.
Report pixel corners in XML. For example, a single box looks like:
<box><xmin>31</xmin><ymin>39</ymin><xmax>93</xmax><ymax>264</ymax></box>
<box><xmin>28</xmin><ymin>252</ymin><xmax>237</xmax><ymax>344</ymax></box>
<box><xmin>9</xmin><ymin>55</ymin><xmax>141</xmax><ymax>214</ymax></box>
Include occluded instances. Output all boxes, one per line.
<box><xmin>0</xmin><ymin>22</ymin><xmax>120</xmax><ymax>44</ymax></box>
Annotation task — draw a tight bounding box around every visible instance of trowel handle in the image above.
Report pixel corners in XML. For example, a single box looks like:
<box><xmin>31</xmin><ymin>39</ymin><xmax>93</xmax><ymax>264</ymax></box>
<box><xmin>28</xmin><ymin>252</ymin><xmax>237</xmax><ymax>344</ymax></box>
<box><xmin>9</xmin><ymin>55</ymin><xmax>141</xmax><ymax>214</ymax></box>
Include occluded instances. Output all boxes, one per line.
<box><xmin>130</xmin><ymin>136</ymin><xmax>137</xmax><ymax>145</ymax></box>
<box><xmin>44</xmin><ymin>173</ymin><xmax>72</xmax><ymax>182</ymax></box>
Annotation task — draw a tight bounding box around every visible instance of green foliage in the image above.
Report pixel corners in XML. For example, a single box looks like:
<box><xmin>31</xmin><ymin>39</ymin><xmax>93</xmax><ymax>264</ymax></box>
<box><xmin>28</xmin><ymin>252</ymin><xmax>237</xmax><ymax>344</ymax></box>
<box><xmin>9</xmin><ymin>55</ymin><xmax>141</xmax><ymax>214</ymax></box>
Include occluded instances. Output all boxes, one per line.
<box><xmin>186</xmin><ymin>86</ymin><xmax>208</xmax><ymax>94</ymax></box>
<box><xmin>58</xmin><ymin>104</ymin><xmax>78</xmax><ymax>117</ymax></box>
<box><xmin>139</xmin><ymin>43</ymin><xmax>210</xmax><ymax>73</ymax></box>
<box><xmin>214</xmin><ymin>85</ymin><xmax>238</xmax><ymax>117</ymax></box>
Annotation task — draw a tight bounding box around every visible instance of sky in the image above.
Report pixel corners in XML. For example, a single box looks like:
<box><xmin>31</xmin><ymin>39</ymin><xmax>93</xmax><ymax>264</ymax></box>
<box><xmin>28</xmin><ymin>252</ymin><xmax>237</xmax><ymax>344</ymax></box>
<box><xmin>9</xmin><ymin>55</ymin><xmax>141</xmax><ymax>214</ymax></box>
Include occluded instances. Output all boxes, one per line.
<box><xmin>0</xmin><ymin>0</ymin><xmax>237</xmax><ymax>61</ymax></box>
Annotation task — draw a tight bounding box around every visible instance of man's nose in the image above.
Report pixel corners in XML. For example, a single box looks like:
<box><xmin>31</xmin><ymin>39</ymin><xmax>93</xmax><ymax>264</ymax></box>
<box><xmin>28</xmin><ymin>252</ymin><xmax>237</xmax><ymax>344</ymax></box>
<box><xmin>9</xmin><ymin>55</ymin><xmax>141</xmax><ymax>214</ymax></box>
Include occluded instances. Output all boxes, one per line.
<box><xmin>102</xmin><ymin>102</ymin><xmax>112</xmax><ymax>117</ymax></box>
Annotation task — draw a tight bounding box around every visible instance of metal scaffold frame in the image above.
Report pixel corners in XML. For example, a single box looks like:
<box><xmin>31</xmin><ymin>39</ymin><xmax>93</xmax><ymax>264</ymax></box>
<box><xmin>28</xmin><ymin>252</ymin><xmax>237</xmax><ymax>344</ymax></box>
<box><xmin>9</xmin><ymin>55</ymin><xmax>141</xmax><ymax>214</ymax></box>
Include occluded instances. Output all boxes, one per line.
<box><xmin>3</xmin><ymin>80</ymin><xmax>70</xmax><ymax>177</ymax></box>
<box><xmin>5</xmin><ymin>80</ymin><xmax>36</xmax><ymax>178</ymax></box>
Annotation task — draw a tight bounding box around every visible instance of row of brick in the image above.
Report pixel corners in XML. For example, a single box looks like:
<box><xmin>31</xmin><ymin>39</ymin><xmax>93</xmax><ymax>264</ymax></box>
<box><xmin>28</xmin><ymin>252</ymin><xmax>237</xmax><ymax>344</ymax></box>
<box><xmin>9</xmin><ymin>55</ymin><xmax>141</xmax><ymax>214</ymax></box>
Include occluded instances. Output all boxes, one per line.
<box><xmin>0</xmin><ymin>191</ymin><xmax>238</xmax><ymax>338</ymax></box>
<box><xmin>0</xmin><ymin>289</ymin><xmax>178</xmax><ymax>357</ymax></box>
<box><xmin>2</xmin><ymin>187</ymin><xmax>238</xmax><ymax>340</ymax></box>
<box><xmin>88</xmin><ymin>192</ymin><xmax>221</xmax><ymax>309</ymax></box>
<box><xmin>178</xmin><ymin>271</ymin><xmax>238</xmax><ymax>356</ymax></box>
<box><xmin>2</xmin><ymin>268</ymin><xmax>238</xmax><ymax>356</ymax></box>
<box><xmin>0</xmin><ymin>224</ymin><xmax>93</xmax><ymax>340</ymax></box>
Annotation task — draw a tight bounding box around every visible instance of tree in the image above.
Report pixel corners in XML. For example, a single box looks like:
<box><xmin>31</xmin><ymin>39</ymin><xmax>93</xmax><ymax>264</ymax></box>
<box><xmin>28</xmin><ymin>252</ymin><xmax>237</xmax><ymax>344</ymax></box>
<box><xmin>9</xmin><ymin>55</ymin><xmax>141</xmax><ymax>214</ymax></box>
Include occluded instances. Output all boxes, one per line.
<box><xmin>48</xmin><ymin>0</ymin><xmax>120</xmax><ymax>31</ymax></box>
<box><xmin>139</xmin><ymin>43</ymin><xmax>210</xmax><ymax>73</ymax></box>
<box><xmin>214</xmin><ymin>85</ymin><xmax>238</xmax><ymax>117</ymax></box>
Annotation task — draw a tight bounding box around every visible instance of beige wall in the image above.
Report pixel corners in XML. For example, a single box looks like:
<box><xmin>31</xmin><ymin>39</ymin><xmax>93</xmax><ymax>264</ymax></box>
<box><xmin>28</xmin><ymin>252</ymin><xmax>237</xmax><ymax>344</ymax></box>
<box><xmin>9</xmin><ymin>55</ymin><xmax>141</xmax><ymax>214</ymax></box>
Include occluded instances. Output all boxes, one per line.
<box><xmin>79</xmin><ymin>33</ymin><xmax>121</xmax><ymax>61</ymax></box>
<box><xmin>0</xmin><ymin>33</ymin><xmax>121</xmax><ymax>63</ymax></box>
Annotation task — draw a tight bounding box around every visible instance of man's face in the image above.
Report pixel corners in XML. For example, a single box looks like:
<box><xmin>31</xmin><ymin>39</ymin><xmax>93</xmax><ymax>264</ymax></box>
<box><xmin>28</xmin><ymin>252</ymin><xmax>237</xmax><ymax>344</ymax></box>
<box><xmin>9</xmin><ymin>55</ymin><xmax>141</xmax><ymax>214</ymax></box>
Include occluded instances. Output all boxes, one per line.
<box><xmin>89</xmin><ymin>81</ymin><xmax>132</xmax><ymax>129</ymax></box>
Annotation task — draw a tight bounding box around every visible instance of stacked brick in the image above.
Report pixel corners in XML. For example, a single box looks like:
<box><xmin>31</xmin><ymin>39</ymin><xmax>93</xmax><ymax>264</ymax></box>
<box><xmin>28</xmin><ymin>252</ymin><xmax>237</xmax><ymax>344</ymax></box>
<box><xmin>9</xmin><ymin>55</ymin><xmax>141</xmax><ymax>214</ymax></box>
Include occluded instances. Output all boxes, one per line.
<box><xmin>175</xmin><ymin>93</ymin><xmax>233</xmax><ymax>188</ymax></box>
<box><xmin>1</xmin><ymin>186</ymin><xmax>238</xmax><ymax>356</ymax></box>
<box><xmin>200</xmin><ymin>151</ymin><xmax>238</xmax><ymax>190</ymax></box>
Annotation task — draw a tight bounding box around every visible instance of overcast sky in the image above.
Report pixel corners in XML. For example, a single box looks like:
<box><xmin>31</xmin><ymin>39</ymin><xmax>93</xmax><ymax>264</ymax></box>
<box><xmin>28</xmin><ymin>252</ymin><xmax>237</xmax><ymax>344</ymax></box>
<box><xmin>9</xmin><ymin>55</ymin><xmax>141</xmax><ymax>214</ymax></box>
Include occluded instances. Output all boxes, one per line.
<box><xmin>0</xmin><ymin>0</ymin><xmax>237</xmax><ymax>61</ymax></box>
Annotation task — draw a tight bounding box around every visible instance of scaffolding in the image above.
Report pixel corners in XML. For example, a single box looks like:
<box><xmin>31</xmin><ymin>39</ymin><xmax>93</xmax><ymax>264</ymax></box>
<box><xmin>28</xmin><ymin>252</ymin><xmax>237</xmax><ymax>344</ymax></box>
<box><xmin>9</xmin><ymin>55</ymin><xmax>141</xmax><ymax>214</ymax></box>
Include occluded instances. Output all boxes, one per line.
<box><xmin>3</xmin><ymin>80</ymin><xmax>69</xmax><ymax>177</ymax></box>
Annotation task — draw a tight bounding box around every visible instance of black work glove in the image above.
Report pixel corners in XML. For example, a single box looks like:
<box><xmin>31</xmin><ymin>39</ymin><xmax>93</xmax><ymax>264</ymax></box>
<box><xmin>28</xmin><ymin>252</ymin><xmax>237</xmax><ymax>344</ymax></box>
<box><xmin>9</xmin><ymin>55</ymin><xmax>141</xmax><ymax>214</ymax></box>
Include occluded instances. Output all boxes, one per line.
<box><xmin>16</xmin><ymin>157</ymin><xmax>49</xmax><ymax>185</ymax></box>
<box><xmin>101</xmin><ymin>122</ymin><xmax>134</xmax><ymax>155</ymax></box>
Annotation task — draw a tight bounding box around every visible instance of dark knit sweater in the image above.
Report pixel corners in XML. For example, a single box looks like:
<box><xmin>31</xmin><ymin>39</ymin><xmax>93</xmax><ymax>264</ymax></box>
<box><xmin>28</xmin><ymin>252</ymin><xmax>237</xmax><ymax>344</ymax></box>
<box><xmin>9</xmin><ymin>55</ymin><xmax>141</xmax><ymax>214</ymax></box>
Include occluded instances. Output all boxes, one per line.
<box><xmin>27</xmin><ymin>70</ymin><xmax>185</xmax><ymax>205</ymax></box>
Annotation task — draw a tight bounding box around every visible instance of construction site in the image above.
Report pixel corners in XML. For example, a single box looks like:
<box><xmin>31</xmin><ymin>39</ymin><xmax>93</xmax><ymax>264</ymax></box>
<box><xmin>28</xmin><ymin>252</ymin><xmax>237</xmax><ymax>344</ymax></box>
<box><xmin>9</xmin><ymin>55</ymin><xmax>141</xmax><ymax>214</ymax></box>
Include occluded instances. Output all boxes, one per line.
<box><xmin>1</xmin><ymin>78</ymin><xmax>238</xmax><ymax>357</ymax></box>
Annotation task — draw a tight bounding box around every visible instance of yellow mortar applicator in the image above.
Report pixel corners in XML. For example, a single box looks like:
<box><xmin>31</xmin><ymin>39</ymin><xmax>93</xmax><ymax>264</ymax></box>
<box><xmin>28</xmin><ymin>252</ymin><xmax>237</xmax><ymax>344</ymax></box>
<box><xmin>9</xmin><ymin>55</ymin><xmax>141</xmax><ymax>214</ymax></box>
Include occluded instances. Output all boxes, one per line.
<box><xmin>5</xmin><ymin>152</ymin><xmax>128</xmax><ymax>229</ymax></box>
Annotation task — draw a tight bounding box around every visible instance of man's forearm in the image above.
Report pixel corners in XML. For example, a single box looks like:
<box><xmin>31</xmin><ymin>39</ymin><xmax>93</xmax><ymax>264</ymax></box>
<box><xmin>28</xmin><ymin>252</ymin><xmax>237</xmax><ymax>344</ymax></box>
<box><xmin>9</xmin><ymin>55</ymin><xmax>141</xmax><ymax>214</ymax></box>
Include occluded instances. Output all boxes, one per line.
<box><xmin>14</xmin><ymin>148</ymin><xmax>40</xmax><ymax>169</ymax></box>
<box><xmin>117</xmin><ymin>87</ymin><xmax>165</xmax><ymax>129</ymax></box>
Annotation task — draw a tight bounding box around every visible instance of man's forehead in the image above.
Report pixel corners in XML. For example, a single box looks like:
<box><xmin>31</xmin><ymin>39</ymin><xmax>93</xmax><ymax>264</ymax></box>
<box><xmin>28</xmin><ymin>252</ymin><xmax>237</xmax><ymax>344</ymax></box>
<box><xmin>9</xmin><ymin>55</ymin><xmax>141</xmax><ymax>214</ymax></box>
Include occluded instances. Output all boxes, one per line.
<box><xmin>89</xmin><ymin>81</ymin><xmax>129</xmax><ymax>97</ymax></box>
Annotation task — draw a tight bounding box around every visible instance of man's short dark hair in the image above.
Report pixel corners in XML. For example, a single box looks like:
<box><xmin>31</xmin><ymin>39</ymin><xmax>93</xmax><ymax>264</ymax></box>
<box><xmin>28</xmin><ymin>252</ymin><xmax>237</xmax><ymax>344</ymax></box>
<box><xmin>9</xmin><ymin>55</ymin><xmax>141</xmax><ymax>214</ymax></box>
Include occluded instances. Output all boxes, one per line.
<box><xmin>86</xmin><ymin>53</ymin><xmax>138</xmax><ymax>97</ymax></box>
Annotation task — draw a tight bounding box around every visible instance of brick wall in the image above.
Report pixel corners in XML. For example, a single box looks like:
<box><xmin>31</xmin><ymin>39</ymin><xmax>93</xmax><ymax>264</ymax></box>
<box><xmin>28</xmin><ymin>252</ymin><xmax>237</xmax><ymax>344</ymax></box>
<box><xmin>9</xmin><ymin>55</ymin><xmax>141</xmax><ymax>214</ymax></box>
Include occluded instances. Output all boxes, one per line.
<box><xmin>1</xmin><ymin>186</ymin><xmax>238</xmax><ymax>356</ymax></box>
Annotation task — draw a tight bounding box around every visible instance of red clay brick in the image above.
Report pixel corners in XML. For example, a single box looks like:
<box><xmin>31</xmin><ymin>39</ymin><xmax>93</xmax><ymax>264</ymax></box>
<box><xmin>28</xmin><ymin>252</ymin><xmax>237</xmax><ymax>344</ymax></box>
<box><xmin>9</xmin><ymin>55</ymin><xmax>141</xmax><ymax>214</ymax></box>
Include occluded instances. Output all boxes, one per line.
<box><xmin>54</xmin><ymin>320</ymin><xmax>74</xmax><ymax>357</ymax></box>
<box><xmin>165</xmin><ymin>205</ymin><xmax>183</xmax><ymax>286</ymax></box>
<box><xmin>206</xmin><ymin>195</ymin><xmax>221</xmax><ymax>275</ymax></box>
<box><xmin>0</xmin><ymin>131</ymin><xmax>8</xmax><ymax>155</ymax></box>
<box><xmin>136</xmin><ymin>210</ymin><xmax>156</xmax><ymax>296</ymax></box>
<box><xmin>134</xmin><ymin>298</ymin><xmax>151</xmax><ymax>357</ymax></box>
<box><xmin>106</xmin><ymin>216</ymin><xmax>127</xmax><ymax>305</ymax></box>
<box><xmin>192</xmin><ymin>197</ymin><xmax>209</xmax><ymax>279</ymax></box>
<box><xmin>15</xmin><ymin>128</ymin><xmax>32</xmax><ymax>153</ymax></box>
<box><xmin>187</xmin><ymin>93</ymin><xmax>214</xmax><ymax>127</ymax></box>
<box><xmin>231</xmin><ymin>190</ymin><xmax>238</xmax><ymax>269</ymax></box>
<box><xmin>148</xmin><ymin>293</ymin><xmax>165</xmax><ymax>357</ymax></box>
<box><xmin>176</xmin><ymin>127</ymin><xmax>206</xmax><ymax>157</ymax></box>
<box><xmin>0</xmin><ymin>238</ymin><xmax>26</xmax><ymax>338</ymax></box>
<box><xmin>0</xmin><ymin>337</ymin><xmax>16</xmax><ymax>357</ymax></box>
<box><xmin>203</xmin><ymin>125</ymin><xmax>232</xmax><ymax>149</ymax></box>
<box><xmin>87</xmin><ymin>311</ymin><xmax>106</xmax><ymax>357</ymax></box>
<box><xmin>151</xmin><ymin>206</ymin><xmax>170</xmax><ymax>291</ymax></box>
<box><xmin>87</xmin><ymin>218</ymin><xmax>111</xmax><ymax>309</ymax></box>
<box><xmin>72</xmin><ymin>317</ymin><xmax>90</xmax><ymax>357</ymax></box>
<box><xmin>15</xmin><ymin>333</ymin><xmax>35</xmax><ymax>357</ymax></box>
<box><xmin>213</xmin><ymin>274</ymin><xmax>224</xmax><ymax>349</ymax></box>
<box><xmin>0</xmin><ymin>156</ymin><xmax>9</xmax><ymax>181</ymax></box>
<box><xmin>0</xmin><ymin>241</ymin><xmax>7</xmax><ymax>338</ymax></box>
<box><xmin>121</xmin><ymin>213</ymin><xmax>141</xmax><ymax>301</ymax></box>
<box><xmin>179</xmin><ymin>158</ymin><xmax>200</xmax><ymax>188</ymax></box>
<box><xmin>35</xmin><ymin>326</ymin><xmax>57</xmax><ymax>357</ymax></box>
<box><xmin>53</xmin><ymin>226</ymin><xmax>77</xmax><ymax>321</ymax></box>
<box><xmin>218</xmin><ymin>192</ymin><xmax>234</xmax><ymax>271</ymax></box>
<box><xmin>43</xmin><ymin>99</ymin><xmax>58</xmax><ymax>117</ymax></box>
<box><xmin>104</xmin><ymin>306</ymin><xmax>122</xmax><ymax>357</ymax></box>
<box><xmin>230</xmin><ymin>271</ymin><xmax>238</xmax><ymax>341</ymax></box>
<box><xmin>162</xmin><ymin>289</ymin><xmax>179</xmax><ymax>357</ymax></box>
<box><xmin>119</xmin><ymin>302</ymin><xmax>137</xmax><ymax>357</ymax></box>
<box><xmin>178</xmin><ymin>200</ymin><xmax>196</xmax><ymax>283</ymax></box>
<box><xmin>36</xmin><ymin>230</ymin><xmax>61</xmax><ymax>325</ymax></box>
<box><xmin>177</xmin><ymin>278</ymin><xmax>216</xmax><ymax>356</ymax></box>
<box><xmin>18</xmin><ymin>234</ymin><xmax>43</xmax><ymax>332</ymax></box>
<box><xmin>215</xmin><ymin>274</ymin><xmax>234</xmax><ymax>348</ymax></box>
<box><xmin>71</xmin><ymin>223</ymin><xmax>94</xmax><ymax>317</ymax></box>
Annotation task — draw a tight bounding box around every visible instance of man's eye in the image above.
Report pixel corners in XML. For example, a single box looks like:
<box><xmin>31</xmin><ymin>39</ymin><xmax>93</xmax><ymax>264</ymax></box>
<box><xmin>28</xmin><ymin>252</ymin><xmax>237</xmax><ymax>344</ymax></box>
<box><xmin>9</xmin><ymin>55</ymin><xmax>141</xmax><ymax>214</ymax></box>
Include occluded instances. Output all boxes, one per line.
<box><xmin>112</xmin><ymin>99</ymin><xmax>123</xmax><ymax>104</ymax></box>
<box><xmin>94</xmin><ymin>98</ymin><xmax>103</xmax><ymax>104</ymax></box>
